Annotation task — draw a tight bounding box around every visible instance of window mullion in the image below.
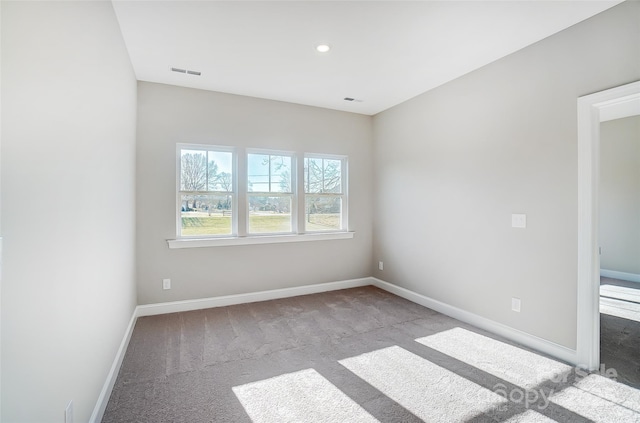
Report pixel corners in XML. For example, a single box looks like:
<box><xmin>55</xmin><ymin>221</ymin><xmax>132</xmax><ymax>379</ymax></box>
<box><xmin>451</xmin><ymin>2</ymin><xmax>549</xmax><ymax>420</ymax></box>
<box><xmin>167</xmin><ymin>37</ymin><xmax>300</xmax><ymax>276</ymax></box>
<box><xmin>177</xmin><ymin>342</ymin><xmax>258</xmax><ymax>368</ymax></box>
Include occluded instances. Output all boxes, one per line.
<box><xmin>268</xmin><ymin>155</ymin><xmax>272</xmax><ymax>193</ymax></box>
<box><xmin>298</xmin><ymin>152</ymin><xmax>306</xmax><ymax>234</ymax></box>
<box><xmin>322</xmin><ymin>158</ymin><xmax>325</xmax><ymax>193</ymax></box>
<box><xmin>237</xmin><ymin>147</ymin><xmax>247</xmax><ymax>237</ymax></box>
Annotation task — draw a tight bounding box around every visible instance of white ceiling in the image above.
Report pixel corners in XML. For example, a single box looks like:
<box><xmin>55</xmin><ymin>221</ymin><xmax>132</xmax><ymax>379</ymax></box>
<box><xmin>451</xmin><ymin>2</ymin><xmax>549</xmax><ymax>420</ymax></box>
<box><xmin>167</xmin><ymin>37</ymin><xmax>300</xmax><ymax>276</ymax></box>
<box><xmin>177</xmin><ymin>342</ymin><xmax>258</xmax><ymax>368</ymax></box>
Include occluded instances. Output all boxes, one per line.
<box><xmin>112</xmin><ymin>0</ymin><xmax>624</xmax><ymax>115</ymax></box>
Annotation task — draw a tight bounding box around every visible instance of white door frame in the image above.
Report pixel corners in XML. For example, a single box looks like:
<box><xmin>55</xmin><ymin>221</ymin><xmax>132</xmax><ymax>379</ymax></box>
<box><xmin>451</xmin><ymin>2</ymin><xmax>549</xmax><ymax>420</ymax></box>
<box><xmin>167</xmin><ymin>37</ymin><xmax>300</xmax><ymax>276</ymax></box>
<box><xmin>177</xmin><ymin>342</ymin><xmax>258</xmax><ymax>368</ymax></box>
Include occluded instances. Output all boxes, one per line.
<box><xmin>576</xmin><ymin>81</ymin><xmax>640</xmax><ymax>370</ymax></box>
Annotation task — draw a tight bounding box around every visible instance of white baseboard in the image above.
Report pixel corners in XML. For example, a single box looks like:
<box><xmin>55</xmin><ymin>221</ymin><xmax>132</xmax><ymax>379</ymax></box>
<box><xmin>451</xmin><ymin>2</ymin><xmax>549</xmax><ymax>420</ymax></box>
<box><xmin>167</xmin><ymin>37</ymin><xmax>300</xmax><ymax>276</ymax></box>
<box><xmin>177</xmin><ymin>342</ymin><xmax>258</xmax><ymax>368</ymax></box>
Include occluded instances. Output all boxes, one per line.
<box><xmin>89</xmin><ymin>308</ymin><xmax>138</xmax><ymax>423</ymax></box>
<box><xmin>136</xmin><ymin>277</ymin><xmax>372</xmax><ymax>317</ymax></box>
<box><xmin>600</xmin><ymin>269</ymin><xmax>640</xmax><ymax>283</ymax></box>
<box><xmin>370</xmin><ymin>278</ymin><xmax>579</xmax><ymax>366</ymax></box>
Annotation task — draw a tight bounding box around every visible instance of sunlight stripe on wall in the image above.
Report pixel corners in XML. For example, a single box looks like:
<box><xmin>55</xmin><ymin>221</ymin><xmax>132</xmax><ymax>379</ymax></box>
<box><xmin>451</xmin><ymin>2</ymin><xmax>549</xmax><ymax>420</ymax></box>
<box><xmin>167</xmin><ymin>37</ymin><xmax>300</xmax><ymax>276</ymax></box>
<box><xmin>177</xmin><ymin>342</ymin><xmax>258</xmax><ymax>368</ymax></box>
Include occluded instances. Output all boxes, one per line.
<box><xmin>415</xmin><ymin>327</ymin><xmax>571</xmax><ymax>389</ymax></box>
<box><xmin>232</xmin><ymin>368</ymin><xmax>379</xmax><ymax>423</ymax></box>
<box><xmin>339</xmin><ymin>345</ymin><xmax>506</xmax><ymax>422</ymax></box>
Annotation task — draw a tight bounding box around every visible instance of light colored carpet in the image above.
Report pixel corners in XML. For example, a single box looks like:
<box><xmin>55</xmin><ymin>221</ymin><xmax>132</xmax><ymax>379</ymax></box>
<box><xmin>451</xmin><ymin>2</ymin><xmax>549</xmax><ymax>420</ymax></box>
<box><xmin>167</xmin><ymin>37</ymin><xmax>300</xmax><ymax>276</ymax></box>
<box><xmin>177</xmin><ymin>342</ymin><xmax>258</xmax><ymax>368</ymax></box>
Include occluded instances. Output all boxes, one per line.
<box><xmin>600</xmin><ymin>277</ymin><xmax>640</xmax><ymax>389</ymax></box>
<box><xmin>503</xmin><ymin>409</ymin><xmax>556</xmax><ymax>422</ymax></box>
<box><xmin>551</xmin><ymin>382</ymin><xmax>640</xmax><ymax>422</ymax></box>
<box><xmin>416</xmin><ymin>327</ymin><xmax>572</xmax><ymax>390</ymax></box>
<box><xmin>103</xmin><ymin>286</ymin><xmax>640</xmax><ymax>422</ymax></box>
<box><xmin>600</xmin><ymin>296</ymin><xmax>640</xmax><ymax>323</ymax></box>
<box><xmin>601</xmin><ymin>284</ymin><xmax>640</xmax><ymax>304</ymax></box>
<box><xmin>339</xmin><ymin>345</ymin><xmax>506</xmax><ymax>422</ymax></box>
<box><xmin>233</xmin><ymin>368</ymin><xmax>378</xmax><ymax>423</ymax></box>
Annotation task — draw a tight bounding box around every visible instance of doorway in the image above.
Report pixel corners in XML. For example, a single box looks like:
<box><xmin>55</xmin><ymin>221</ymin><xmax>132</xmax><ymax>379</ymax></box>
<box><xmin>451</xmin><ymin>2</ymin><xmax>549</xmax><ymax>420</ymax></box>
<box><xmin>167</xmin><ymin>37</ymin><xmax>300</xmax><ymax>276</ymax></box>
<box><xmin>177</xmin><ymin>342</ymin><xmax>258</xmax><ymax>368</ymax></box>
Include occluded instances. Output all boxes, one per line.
<box><xmin>577</xmin><ymin>81</ymin><xmax>640</xmax><ymax>370</ymax></box>
<box><xmin>598</xmin><ymin>113</ymin><xmax>640</xmax><ymax>387</ymax></box>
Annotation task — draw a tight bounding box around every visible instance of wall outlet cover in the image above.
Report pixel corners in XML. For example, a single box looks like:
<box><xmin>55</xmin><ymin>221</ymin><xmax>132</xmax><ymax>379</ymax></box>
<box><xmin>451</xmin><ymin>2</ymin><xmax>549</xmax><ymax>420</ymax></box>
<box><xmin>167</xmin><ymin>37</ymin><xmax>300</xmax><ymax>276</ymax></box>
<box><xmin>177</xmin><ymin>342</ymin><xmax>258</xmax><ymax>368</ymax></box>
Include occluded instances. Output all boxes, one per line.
<box><xmin>512</xmin><ymin>297</ymin><xmax>522</xmax><ymax>312</ymax></box>
<box><xmin>511</xmin><ymin>214</ymin><xmax>527</xmax><ymax>228</ymax></box>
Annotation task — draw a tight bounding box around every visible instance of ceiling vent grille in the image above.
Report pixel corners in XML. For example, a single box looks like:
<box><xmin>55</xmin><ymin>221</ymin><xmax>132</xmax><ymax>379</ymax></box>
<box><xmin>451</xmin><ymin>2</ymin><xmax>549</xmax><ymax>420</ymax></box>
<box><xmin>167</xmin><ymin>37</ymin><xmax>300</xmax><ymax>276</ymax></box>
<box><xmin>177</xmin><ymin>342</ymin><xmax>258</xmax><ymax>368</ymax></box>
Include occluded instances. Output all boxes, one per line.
<box><xmin>171</xmin><ymin>67</ymin><xmax>201</xmax><ymax>76</ymax></box>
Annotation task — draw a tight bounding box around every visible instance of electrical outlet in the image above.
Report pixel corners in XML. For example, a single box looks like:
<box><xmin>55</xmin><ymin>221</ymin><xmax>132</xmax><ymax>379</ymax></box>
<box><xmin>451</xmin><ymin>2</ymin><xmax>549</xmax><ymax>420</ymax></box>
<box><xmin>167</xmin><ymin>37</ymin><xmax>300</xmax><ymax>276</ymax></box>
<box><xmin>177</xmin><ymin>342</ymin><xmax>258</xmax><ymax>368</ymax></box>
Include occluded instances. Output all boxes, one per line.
<box><xmin>512</xmin><ymin>297</ymin><xmax>521</xmax><ymax>313</ymax></box>
<box><xmin>378</xmin><ymin>261</ymin><xmax>384</xmax><ymax>271</ymax></box>
<box><xmin>162</xmin><ymin>278</ymin><xmax>171</xmax><ymax>290</ymax></box>
<box><xmin>65</xmin><ymin>400</ymin><xmax>73</xmax><ymax>423</ymax></box>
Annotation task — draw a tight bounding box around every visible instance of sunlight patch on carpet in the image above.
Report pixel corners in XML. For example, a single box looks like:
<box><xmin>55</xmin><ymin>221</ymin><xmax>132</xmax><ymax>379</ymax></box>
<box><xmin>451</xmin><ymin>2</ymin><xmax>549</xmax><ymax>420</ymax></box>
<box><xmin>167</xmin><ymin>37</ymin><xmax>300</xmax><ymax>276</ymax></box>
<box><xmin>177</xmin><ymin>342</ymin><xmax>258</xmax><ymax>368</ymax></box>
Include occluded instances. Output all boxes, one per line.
<box><xmin>600</xmin><ymin>284</ymin><xmax>640</xmax><ymax>304</ymax></box>
<box><xmin>573</xmin><ymin>374</ymin><xmax>640</xmax><ymax>413</ymax></box>
<box><xmin>232</xmin><ymin>368</ymin><xmax>379</xmax><ymax>423</ymax></box>
<box><xmin>600</xmin><ymin>297</ymin><xmax>640</xmax><ymax>323</ymax></box>
<box><xmin>339</xmin><ymin>345</ymin><xmax>506</xmax><ymax>422</ymax></box>
<box><xmin>504</xmin><ymin>409</ymin><xmax>556</xmax><ymax>422</ymax></box>
<box><xmin>551</xmin><ymin>385</ymin><xmax>640</xmax><ymax>422</ymax></box>
<box><xmin>415</xmin><ymin>327</ymin><xmax>571</xmax><ymax>389</ymax></box>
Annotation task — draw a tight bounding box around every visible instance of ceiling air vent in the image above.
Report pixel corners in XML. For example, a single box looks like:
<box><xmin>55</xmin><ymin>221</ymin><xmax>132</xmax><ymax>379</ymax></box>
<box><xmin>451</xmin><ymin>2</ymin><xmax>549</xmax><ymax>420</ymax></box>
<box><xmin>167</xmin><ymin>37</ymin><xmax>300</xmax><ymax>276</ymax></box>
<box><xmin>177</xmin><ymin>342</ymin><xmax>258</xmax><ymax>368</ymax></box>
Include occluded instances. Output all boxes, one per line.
<box><xmin>344</xmin><ymin>97</ymin><xmax>363</xmax><ymax>103</ymax></box>
<box><xmin>170</xmin><ymin>67</ymin><xmax>201</xmax><ymax>76</ymax></box>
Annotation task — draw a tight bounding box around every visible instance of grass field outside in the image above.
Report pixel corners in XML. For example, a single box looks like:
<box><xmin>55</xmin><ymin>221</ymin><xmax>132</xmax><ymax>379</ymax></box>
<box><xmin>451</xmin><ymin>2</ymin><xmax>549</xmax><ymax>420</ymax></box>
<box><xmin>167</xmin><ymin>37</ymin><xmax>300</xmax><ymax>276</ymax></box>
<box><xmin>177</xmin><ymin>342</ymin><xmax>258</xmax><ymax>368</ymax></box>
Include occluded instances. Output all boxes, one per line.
<box><xmin>181</xmin><ymin>211</ymin><xmax>340</xmax><ymax>235</ymax></box>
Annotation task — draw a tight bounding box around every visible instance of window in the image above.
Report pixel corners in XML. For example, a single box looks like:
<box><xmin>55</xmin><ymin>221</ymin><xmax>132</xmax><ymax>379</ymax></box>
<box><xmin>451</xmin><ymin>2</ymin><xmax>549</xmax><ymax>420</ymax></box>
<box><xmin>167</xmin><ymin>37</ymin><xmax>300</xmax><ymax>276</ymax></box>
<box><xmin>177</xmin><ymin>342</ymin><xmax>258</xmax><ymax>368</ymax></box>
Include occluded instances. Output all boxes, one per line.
<box><xmin>247</xmin><ymin>152</ymin><xmax>294</xmax><ymax>234</ymax></box>
<box><xmin>304</xmin><ymin>155</ymin><xmax>346</xmax><ymax>232</ymax></box>
<box><xmin>178</xmin><ymin>146</ymin><xmax>235</xmax><ymax>237</ymax></box>
<box><xmin>174</xmin><ymin>145</ymin><xmax>349</xmax><ymax>244</ymax></box>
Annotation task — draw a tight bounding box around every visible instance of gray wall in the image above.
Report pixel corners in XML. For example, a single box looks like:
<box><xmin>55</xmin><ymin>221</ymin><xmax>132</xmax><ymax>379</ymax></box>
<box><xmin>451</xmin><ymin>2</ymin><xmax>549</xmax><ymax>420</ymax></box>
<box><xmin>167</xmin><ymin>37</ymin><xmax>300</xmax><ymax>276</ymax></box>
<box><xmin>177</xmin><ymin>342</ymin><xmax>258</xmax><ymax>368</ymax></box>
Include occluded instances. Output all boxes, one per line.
<box><xmin>136</xmin><ymin>82</ymin><xmax>373</xmax><ymax>305</ymax></box>
<box><xmin>600</xmin><ymin>116</ymin><xmax>640</xmax><ymax>275</ymax></box>
<box><xmin>372</xmin><ymin>1</ymin><xmax>640</xmax><ymax>349</ymax></box>
<box><xmin>1</xmin><ymin>2</ymin><xmax>137</xmax><ymax>421</ymax></box>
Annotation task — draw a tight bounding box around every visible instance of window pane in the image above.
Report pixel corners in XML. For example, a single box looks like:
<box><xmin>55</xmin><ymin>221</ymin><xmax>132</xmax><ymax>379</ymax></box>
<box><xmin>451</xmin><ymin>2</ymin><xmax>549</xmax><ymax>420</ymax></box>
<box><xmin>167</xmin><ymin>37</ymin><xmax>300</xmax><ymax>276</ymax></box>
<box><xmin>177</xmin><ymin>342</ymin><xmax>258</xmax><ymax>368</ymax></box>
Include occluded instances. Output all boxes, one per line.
<box><xmin>248</xmin><ymin>153</ymin><xmax>292</xmax><ymax>193</ymax></box>
<box><xmin>207</xmin><ymin>151</ymin><xmax>233</xmax><ymax>191</ymax></box>
<box><xmin>181</xmin><ymin>194</ymin><xmax>233</xmax><ymax>236</ymax></box>
<box><xmin>305</xmin><ymin>196</ymin><xmax>341</xmax><ymax>231</ymax></box>
<box><xmin>248</xmin><ymin>153</ymin><xmax>269</xmax><ymax>192</ymax></box>
<box><xmin>270</xmin><ymin>156</ymin><xmax>292</xmax><ymax>193</ymax></box>
<box><xmin>181</xmin><ymin>149</ymin><xmax>233</xmax><ymax>192</ymax></box>
<box><xmin>323</xmin><ymin>159</ymin><xmax>342</xmax><ymax>193</ymax></box>
<box><xmin>181</xmin><ymin>150</ymin><xmax>208</xmax><ymax>191</ymax></box>
<box><xmin>305</xmin><ymin>157</ymin><xmax>342</xmax><ymax>194</ymax></box>
<box><xmin>248</xmin><ymin>196</ymin><xmax>292</xmax><ymax>233</ymax></box>
<box><xmin>304</xmin><ymin>157</ymin><xmax>323</xmax><ymax>193</ymax></box>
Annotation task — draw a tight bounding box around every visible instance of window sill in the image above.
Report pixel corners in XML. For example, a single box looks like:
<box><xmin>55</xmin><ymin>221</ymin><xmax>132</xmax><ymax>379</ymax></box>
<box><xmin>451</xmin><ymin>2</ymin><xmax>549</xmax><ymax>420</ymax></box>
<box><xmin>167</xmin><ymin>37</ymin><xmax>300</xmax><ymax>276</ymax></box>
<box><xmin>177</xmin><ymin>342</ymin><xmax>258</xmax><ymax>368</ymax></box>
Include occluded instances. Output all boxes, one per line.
<box><xmin>167</xmin><ymin>231</ymin><xmax>354</xmax><ymax>249</ymax></box>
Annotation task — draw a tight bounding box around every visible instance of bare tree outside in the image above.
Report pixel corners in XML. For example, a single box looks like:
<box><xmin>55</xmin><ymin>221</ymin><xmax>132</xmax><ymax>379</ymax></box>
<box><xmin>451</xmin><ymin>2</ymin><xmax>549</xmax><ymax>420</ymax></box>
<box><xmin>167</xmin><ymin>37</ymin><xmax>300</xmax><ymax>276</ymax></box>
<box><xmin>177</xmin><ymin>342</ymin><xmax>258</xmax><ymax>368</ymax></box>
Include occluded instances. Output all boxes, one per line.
<box><xmin>181</xmin><ymin>152</ymin><xmax>210</xmax><ymax>191</ymax></box>
<box><xmin>247</xmin><ymin>154</ymin><xmax>293</xmax><ymax>233</ymax></box>
<box><xmin>180</xmin><ymin>149</ymin><xmax>234</xmax><ymax>235</ymax></box>
<box><xmin>305</xmin><ymin>157</ymin><xmax>343</xmax><ymax>230</ymax></box>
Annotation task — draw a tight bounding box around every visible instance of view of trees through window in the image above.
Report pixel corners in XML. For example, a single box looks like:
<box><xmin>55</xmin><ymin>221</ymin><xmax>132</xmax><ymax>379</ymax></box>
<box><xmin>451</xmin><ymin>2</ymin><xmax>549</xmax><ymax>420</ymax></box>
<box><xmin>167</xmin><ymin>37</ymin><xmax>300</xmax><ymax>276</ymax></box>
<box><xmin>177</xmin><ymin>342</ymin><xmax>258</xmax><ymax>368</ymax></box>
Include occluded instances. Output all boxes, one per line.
<box><xmin>178</xmin><ymin>146</ymin><xmax>346</xmax><ymax>237</ymax></box>
<box><xmin>305</xmin><ymin>157</ymin><xmax>343</xmax><ymax>231</ymax></box>
<box><xmin>248</xmin><ymin>153</ymin><xmax>292</xmax><ymax>233</ymax></box>
<box><xmin>180</xmin><ymin>149</ymin><xmax>234</xmax><ymax>236</ymax></box>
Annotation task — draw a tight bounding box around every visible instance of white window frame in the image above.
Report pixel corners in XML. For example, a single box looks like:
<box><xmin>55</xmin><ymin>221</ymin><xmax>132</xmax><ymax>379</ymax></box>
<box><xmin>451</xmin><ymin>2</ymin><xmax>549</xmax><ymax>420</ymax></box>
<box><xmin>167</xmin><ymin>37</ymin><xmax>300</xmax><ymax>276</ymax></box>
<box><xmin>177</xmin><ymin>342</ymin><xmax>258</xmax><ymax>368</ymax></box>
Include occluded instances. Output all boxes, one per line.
<box><xmin>246</xmin><ymin>149</ymin><xmax>297</xmax><ymax>235</ymax></box>
<box><xmin>176</xmin><ymin>144</ymin><xmax>237</xmax><ymax>238</ymax></box>
<box><xmin>169</xmin><ymin>146</ymin><xmax>352</xmax><ymax>248</ymax></box>
<box><xmin>303</xmin><ymin>153</ymin><xmax>348</xmax><ymax>233</ymax></box>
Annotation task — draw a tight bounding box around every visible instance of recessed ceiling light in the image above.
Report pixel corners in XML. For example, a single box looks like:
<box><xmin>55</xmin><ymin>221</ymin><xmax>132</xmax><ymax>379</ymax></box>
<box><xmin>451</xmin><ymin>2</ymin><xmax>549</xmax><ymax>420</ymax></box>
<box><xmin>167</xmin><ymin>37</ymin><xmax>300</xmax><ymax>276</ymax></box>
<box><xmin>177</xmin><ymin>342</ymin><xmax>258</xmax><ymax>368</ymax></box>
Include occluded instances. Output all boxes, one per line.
<box><xmin>316</xmin><ymin>44</ymin><xmax>331</xmax><ymax>53</ymax></box>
